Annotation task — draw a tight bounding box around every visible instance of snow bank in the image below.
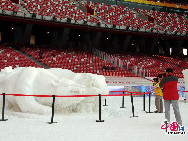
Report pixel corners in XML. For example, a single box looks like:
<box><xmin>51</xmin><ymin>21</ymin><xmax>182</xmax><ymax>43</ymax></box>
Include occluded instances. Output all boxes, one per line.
<box><xmin>182</xmin><ymin>69</ymin><xmax>188</xmax><ymax>102</ymax></box>
<box><xmin>0</xmin><ymin>67</ymin><xmax>109</xmax><ymax>114</ymax></box>
<box><xmin>1</xmin><ymin>96</ymin><xmax>188</xmax><ymax>141</ymax></box>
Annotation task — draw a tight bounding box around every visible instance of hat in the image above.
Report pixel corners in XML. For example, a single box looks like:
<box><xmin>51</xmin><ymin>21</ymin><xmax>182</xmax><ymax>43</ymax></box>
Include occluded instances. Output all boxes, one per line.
<box><xmin>165</xmin><ymin>68</ymin><xmax>173</xmax><ymax>73</ymax></box>
<box><xmin>157</xmin><ymin>74</ymin><xmax>163</xmax><ymax>78</ymax></box>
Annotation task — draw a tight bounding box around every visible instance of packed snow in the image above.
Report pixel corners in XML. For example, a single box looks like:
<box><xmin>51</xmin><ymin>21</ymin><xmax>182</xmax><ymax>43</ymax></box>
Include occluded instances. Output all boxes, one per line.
<box><xmin>0</xmin><ymin>96</ymin><xmax>187</xmax><ymax>141</ymax></box>
<box><xmin>0</xmin><ymin>67</ymin><xmax>187</xmax><ymax>141</ymax></box>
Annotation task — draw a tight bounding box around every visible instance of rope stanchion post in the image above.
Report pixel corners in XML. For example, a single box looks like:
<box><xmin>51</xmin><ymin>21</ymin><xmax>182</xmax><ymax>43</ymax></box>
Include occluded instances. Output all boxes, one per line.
<box><xmin>130</xmin><ymin>93</ymin><xmax>138</xmax><ymax>118</ymax></box>
<box><xmin>0</xmin><ymin>93</ymin><xmax>8</xmax><ymax>121</ymax></box>
<box><xmin>146</xmin><ymin>92</ymin><xmax>153</xmax><ymax>113</ymax></box>
<box><xmin>164</xmin><ymin>121</ymin><xmax>168</xmax><ymax>132</ymax></box>
<box><xmin>103</xmin><ymin>99</ymin><xmax>108</xmax><ymax>106</ymax></box>
<box><xmin>143</xmin><ymin>92</ymin><xmax>145</xmax><ymax>111</ymax></box>
<box><xmin>120</xmin><ymin>91</ymin><xmax>126</xmax><ymax>108</ymax></box>
<box><xmin>96</xmin><ymin>94</ymin><xmax>104</xmax><ymax>122</ymax></box>
<box><xmin>47</xmin><ymin>95</ymin><xmax>57</xmax><ymax>124</ymax></box>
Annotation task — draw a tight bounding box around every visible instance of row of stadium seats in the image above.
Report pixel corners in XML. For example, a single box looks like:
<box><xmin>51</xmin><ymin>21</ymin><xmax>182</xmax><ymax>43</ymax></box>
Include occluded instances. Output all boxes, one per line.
<box><xmin>153</xmin><ymin>55</ymin><xmax>188</xmax><ymax>69</ymax></box>
<box><xmin>20</xmin><ymin>45</ymin><xmax>185</xmax><ymax>78</ymax></box>
<box><xmin>0</xmin><ymin>45</ymin><xmax>42</xmax><ymax>70</ymax></box>
<box><xmin>134</xmin><ymin>8</ymin><xmax>188</xmax><ymax>34</ymax></box>
<box><xmin>0</xmin><ymin>0</ymin><xmax>187</xmax><ymax>35</ymax></box>
<box><xmin>106</xmin><ymin>52</ymin><xmax>184</xmax><ymax>78</ymax></box>
<box><xmin>0</xmin><ymin>44</ymin><xmax>185</xmax><ymax>78</ymax></box>
<box><xmin>19</xmin><ymin>46</ymin><xmax>138</xmax><ymax>77</ymax></box>
<box><xmin>79</xmin><ymin>0</ymin><xmax>164</xmax><ymax>32</ymax></box>
<box><xmin>21</xmin><ymin>0</ymin><xmax>99</xmax><ymax>24</ymax></box>
<box><xmin>0</xmin><ymin>0</ymin><xmax>19</xmax><ymax>12</ymax></box>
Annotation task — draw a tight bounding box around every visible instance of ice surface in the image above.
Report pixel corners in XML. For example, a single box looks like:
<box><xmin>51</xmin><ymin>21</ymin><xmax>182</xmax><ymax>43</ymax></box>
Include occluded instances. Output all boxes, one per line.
<box><xmin>0</xmin><ymin>97</ymin><xmax>187</xmax><ymax>141</ymax></box>
<box><xmin>0</xmin><ymin>67</ymin><xmax>109</xmax><ymax>114</ymax></box>
<box><xmin>0</xmin><ymin>68</ymin><xmax>187</xmax><ymax>140</ymax></box>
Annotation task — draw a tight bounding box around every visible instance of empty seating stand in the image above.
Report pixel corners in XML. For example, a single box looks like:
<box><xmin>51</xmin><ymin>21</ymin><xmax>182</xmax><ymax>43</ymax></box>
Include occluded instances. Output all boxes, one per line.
<box><xmin>134</xmin><ymin>8</ymin><xmax>188</xmax><ymax>35</ymax></box>
<box><xmin>106</xmin><ymin>52</ymin><xmax>184</xmax><ymax>78</ymax></box>
<box><xmin>0</xmin><ymin>44</ymin><xmax>42</xmax><ymax>70</ymax></box>
<box><xmin>0</xmin><ymin>0</ymin><xmax>20</xmax><ymax>15</ymax></box>
<box><xmin>154</xmin><ymin>55</ymin><xmax>188</xmax><ymax>70</ymax></box>
<box><xmin>0</xmin><ymin>44</ymin><xmax>184</xmax><ymax>78</ymax></box>
<box><xmin>20</xmin><ymin>46</ymin><xmax>138</xmax><ymax>77</ymax></box>
<box><xmin>0</xmin><ymin>0</ymin><xmax>187</xmax><ymax>36</ymax></box>
<box><xmin>21</xmin><ymin>0</ymin><xmax>99</xmax><ymax>24</ymax></box>
<box><xmin>79</xmin><ymin>0</ymin><xmax>164</xmax><ymax>32</ymax></box>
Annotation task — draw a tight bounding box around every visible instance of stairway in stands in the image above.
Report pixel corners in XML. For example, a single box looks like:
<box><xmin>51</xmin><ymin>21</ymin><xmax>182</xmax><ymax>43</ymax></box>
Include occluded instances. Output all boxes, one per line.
<box><xmin>13</xmin><ymin>45</ymin><xmax>50</xmax><ymax>69</ymax></box>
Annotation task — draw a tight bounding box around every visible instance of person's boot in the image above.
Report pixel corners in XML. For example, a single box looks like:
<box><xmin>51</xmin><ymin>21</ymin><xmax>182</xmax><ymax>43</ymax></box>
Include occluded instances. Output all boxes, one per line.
<box><xmin>154</xmin><ymin>110</ymin><xmax>159</xmax><ymax>113</ymax></box>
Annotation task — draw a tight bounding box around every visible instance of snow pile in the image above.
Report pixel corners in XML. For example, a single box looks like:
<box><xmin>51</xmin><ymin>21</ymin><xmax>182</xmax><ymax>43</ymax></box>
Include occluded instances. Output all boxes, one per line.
<box><xmin>1</xmin><ymin>96</ymin><xmax>187</xmax><ymax>141</ymax></box>
<box><xmin>182</xmin><ymin>69</ymin><xmax>188</xmax><ymax>101</ymax></box>
<box><xmin>0</xmin><ymin>67</ymin><xmax>109</xmax><ymax>114</ymax></box>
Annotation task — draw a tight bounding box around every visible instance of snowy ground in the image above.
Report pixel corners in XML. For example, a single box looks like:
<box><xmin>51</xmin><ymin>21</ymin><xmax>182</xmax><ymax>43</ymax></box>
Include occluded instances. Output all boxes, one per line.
<box><xmin>0</xmin><ymin>96</ymin><xmax>187</xmax><ymax>141</ymax></box>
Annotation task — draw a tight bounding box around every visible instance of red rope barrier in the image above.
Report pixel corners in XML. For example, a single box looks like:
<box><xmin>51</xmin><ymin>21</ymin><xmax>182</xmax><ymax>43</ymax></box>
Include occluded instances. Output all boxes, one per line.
<box><xmin>0</xmin><ymin>90</ymin><xmax>186</xmax><ymax>98</ymax></box>
<box><xmin>103</xmin><ymin>94</ymin><xmax>129</xmax><ymax>97</ymax></box>
<box><xmin>109</xmin><ymin>91</ymin><xmax>124</xmax><ymax>93</ymax></box>
<box><xmin>0</xmin><ymin>92</ymin><xmax>149</xmax><ymax>97</ymax></box>
<box><xmin>102</xmin><ymin>93</ymin><xmax>148</xmax><ymax>97</ymax></box>
<box><xmin>129</xmin><ymin>92</ymin><xmax>142</xmax><ymax>93</ymax></box>
<box><xmin>109</xmin><ymin>91</ymin><xmax>149</xmax><ymax>94</ymax></box>
<box><xmin>55</xmin><ymin>95</ymin><xmax>97</xmax><ymax>97</ymax></box>
<box><xmin>4</xmin><ymin>94</ymin><xmax>52</xmax><ymax>97</ymax></box>
<box><xmin>2</xmin><ymin>94</ymin><xmax>97</xmax><ymax>97</ymax></box>
<box><xmin>107</xmin><ymin>93</ymin><xmax>126</xmax><ymax>95</ymax></box>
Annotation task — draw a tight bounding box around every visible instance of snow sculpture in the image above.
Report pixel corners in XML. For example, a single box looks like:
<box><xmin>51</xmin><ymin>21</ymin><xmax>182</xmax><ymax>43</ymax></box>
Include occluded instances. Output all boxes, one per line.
<box><xmin>182</xmin><ymin>69</ymin><xmax>188</xmax><ymax>102</ymax></box>
<box><xmin>0</xmin><ymin>67</ymin><xmax>109</xmax><ymax>114</ymax></box>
